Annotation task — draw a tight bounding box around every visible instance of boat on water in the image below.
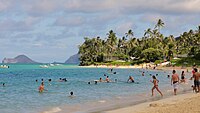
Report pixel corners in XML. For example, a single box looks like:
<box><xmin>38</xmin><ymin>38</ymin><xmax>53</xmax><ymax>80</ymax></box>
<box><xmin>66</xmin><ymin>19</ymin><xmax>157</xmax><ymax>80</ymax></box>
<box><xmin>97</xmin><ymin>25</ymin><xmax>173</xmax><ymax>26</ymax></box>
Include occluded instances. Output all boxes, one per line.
<box><xmin>49</xmin><ymin>64</ymin><xmax>55</xmax><ymax>66</ymax></box>
<box><xmin>39</xmin><ymin>65</ymin><xmax>49</xmax><ymax>68</ymax></box>
<box><xmin>0</xmin><ymin>65</ymin><xmax>9</xmax><ymax>68</ymax></box>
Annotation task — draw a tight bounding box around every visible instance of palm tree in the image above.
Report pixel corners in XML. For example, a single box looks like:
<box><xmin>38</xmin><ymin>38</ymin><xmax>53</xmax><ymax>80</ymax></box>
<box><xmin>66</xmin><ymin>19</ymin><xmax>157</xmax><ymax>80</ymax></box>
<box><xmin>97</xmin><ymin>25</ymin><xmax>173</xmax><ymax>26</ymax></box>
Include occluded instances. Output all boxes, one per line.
<box><xmin>154</xmin><ymin>19</ymin><xmax>164</xmax><ymax>31</ymax></box>
<box><xmin>125</xmin><ymin>29</ymin><xmax>134</xmax><ymax>39</ymax></box>
<box><xmin>144</xmin><ymin>28</ymin><xmax>152</xmax><ymax>38</ymax></box>
<box><xmin>196</xmin><ymin>25</ymin><xmax>200</xmax><ymax>33</ymax></box>
<box><xmin>105</xmin><ymin>30</ymin><xmax>118</xmax><ymax>61</ymax></box>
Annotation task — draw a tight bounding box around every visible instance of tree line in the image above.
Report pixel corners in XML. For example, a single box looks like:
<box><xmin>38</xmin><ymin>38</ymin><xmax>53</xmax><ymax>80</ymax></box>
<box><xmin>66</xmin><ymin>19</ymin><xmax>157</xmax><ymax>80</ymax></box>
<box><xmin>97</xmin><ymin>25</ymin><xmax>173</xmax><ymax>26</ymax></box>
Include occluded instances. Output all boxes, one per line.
<box><xmin>78</xmin><ymin>19</ymin><xmax>200</xmax><ymax>66</ymax></box>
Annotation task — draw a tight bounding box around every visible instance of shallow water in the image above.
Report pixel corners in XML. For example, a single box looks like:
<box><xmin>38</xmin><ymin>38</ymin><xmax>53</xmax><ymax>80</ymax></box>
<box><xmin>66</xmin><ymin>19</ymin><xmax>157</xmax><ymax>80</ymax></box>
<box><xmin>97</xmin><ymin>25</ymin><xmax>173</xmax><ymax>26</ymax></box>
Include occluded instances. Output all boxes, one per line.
<box><xmin>0</xmin><ymin>64</ymin><xmax>193</xmax><ymax>113</ymax></box>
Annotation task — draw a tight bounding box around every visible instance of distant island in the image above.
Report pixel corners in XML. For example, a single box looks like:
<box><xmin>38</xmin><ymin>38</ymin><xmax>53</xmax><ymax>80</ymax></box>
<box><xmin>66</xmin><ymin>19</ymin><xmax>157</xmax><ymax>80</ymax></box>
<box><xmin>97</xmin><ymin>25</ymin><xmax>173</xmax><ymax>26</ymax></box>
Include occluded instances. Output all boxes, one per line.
<box><xmin>65</xmin><ymin>53</ymin><xmax>80</xmax><ymax>64</ymax></box>
<box><xmin>2</xmin><ymin>54</ymin><xmax>80</xmax><ymax>64</ymax></box>
<box><xmin>2</xmin><ymin>55</ymin><xmax>39</xmax><ymax>64</ymax></box>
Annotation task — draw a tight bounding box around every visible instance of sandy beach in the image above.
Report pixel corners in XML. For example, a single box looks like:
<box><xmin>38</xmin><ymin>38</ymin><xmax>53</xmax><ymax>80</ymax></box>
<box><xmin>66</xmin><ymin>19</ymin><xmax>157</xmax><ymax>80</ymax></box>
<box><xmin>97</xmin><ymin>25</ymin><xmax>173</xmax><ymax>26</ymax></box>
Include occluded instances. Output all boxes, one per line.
<box><xmin>105</xmin><ymin>92</ymin><xmax>200</xmax><ymax>113</ymax></box>
<box><xmin>81</xmin><ymin>64</ymin><xmax>194</xmax><ymax>71</ymax></box>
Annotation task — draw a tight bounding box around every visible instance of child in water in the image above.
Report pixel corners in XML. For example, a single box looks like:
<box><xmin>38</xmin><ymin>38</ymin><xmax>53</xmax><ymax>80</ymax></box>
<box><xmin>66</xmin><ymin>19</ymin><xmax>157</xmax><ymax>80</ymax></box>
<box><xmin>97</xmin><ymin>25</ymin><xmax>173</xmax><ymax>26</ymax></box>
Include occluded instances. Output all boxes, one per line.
<box><xmin>151</xmin><ymin>76</ymin><xmax>163</xmax><ymax>97</ymax></box>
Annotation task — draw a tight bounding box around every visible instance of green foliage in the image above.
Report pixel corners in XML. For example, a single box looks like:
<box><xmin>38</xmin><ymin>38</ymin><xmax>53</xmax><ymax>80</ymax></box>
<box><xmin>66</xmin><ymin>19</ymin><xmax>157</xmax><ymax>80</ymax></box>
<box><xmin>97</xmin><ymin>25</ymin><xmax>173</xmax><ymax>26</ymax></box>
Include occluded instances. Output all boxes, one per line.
<box><xmin>78</xmin><ymin>21</ymin><xmax>200</xmax><ymax>66</ymax></box>
<box><xmin>141</xmin><ymin>48</ymin><xmax>163</xmax><ymax>62</ymax></box>
<box><xmin>154</xmin><ymin>60</ymin><xmax>163</xmax><ymax>64</ymax></box>
<box><xmin>94</xmin><ymin>61</ymin><xmax>132</xmax><ymax>66</ymax></box>
<box><xmin>131</xmin><ymin>59</ymin><xmax>145</xmax><ymax>65</ymax></box>
<box><xmin>173</xmin><ymin>57</ymin><xmax>200</xmax><ymax>66</ymax></box>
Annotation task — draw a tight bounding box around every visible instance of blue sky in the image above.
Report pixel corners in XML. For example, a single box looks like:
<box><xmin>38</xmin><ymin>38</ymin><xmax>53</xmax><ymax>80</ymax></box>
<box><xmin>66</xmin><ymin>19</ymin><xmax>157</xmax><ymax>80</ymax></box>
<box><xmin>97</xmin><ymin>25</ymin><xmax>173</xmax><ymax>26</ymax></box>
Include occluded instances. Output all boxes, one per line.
<box><xmin>0</xmin><ymin>0</ymin><xmax>199</xmax><ymax>63</ymax></box>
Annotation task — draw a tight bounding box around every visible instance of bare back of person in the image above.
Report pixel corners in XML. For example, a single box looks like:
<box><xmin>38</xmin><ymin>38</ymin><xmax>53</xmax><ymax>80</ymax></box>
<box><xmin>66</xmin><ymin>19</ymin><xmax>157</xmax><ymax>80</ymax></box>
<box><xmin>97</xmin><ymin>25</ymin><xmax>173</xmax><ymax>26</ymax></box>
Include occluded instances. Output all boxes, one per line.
<box><xmin>172</xmin><ymin>74</ymin><xmax>179</xmax><ymax>83</ymax></box>
<box><xmin>171</xmin><ymin>70</ymin><xmax>179</xmax><ymax>95</ymax></box>
<box><xmin>193</xmin><ymin>71</ymin><xmax>200</xmax><ymax>93</ymax></box>
<box><xmin>153</xmin><ymin>79</ymin><xmax>158</xmax><ymax>86</ymax></box>
<box><xmin>193</xmin><ymin>72</ymin><xmax>200</xmax><ymax>81</ymax></box>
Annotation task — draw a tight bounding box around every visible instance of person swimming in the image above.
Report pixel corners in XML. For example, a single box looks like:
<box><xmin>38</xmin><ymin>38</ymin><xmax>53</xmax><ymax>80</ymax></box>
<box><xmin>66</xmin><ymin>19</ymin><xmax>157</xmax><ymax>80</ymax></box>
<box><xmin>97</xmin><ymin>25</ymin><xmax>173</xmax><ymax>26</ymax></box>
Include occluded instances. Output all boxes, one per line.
<box><xmin>99</xmin><ymin>78</ymin><xmax>103</xmax><ymax>82</ymax></box>
<box><xmin>142</xmin><ymin>72</ymin><xmax>145</xmax><ymax>76</ymax></box>
<box><xmin>156</xmin><ymin>74</ymin><xmax>158</xmax><ymax>76</ymax></box>
<box><xmin>105</xmin><ymin>76</ymin><xmax>110</xmax><ymax>83</ymax></box>
<box><xmin>68</xmin><ymin>91</ymin><xmax>75</xmax><ymax>98</ymax></box>
<box><xmin>62</xmin><ymin>78</ymin><xmax>67</xmax><ymax>82</ymax></box>
<box><xmin>2</xmin><ymin>83</ymin><xmax>5</xmax><ymax>87</ymax></box>
<box><xmin>48</xmin><ymin>79</ymin><xmax>52</xmax><ymax>85</ymax></box>
<box><xmin>38</xmin><ymin>82</ymin><xmax>45</xmax><ymax>93</ymax></box>
<box><xmin>111</xmin><ymin>68</ymin><xmax>113</xmax><ymax>72</ymax></box>
<box><xmin>127</xmin><ymin>76</ymin><xmax>135</xmax><ymax>83</ymax></box>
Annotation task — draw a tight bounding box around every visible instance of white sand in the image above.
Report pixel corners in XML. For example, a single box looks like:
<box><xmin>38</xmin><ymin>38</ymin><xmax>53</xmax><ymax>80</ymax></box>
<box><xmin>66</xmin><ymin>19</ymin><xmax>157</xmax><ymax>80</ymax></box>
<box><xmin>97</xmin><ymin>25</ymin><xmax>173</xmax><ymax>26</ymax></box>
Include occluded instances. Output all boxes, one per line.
<box><xmin>105</xmin><ymin>92</ymin><xmax>200</xmax><ymax>113</ymax></box>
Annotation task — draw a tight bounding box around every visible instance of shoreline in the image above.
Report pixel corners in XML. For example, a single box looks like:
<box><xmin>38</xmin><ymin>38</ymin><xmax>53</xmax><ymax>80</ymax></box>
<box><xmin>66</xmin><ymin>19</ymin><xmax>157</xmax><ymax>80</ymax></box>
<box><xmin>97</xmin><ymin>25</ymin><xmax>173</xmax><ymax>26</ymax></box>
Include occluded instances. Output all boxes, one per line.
<box><xmin>104</xmin><ymin>92</ymin><xmax>199</xmax><ymax>113</ymax></box>
<box><xmin>80</xmin><ymin>65</ymin><xmax>193</xmax><ymax>71</ymax></box>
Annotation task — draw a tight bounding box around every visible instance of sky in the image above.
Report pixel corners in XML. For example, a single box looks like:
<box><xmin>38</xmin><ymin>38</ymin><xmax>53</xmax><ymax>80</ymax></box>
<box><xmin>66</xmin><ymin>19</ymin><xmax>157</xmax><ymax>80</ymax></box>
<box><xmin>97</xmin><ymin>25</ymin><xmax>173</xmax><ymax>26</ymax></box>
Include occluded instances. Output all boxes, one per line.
<box><xmin>0</xmin><ymin>0</ymin><xmax>199</xmax><ymax>63</ymax></box>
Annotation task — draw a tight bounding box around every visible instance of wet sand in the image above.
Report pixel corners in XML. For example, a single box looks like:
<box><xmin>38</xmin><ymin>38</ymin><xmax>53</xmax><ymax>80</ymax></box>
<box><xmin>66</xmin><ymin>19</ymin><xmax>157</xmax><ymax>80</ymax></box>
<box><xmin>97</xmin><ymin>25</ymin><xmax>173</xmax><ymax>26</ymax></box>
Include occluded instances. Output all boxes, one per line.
<box><xmin>105</xmin><ymin>92</ymin><xmax>200</xmax><ymax>113</ymax></box>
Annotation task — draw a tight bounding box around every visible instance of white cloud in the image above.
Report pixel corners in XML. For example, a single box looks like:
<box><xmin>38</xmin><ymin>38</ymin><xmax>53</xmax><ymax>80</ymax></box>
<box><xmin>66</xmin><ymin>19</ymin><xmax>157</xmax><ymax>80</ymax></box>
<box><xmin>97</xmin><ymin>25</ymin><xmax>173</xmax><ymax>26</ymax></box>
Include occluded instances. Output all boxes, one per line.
<box><xmin>0</xmin><ymin>19</ymin><xmax>32</xmax><ymax>32</ymax></box>
<box><xmin>115</xmin><ymin>22</ymin><xmax>134</xmax><ymax>36</ymax></box>
<box><xmin>0</xmin><ymin>0</ymin><xmax>200</xmax><ymax>62</ymax></box>
<box><xmin>0</xmin><ymin>0</ymin><xmax>11</xmax><ymax>11</ymax></box>
<box><xmin>55</xmin><ymin>16</ymin><xmax>85</xmax><ymax>27</ymax></box>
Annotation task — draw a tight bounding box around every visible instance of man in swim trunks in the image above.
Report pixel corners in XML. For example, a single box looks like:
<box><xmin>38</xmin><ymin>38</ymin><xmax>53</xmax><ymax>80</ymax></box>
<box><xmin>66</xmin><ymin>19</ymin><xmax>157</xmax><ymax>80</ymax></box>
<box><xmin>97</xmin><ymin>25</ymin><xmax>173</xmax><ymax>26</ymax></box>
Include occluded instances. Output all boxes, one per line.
<box><xmin>192</xmin><ymin>68</ymin><xmax>200</xmax><ymax>93</ymax></box>
<box><xmin>171</xmin><ymin>70</ymin><xmax>179</xmax><ymax>95</ymax></box>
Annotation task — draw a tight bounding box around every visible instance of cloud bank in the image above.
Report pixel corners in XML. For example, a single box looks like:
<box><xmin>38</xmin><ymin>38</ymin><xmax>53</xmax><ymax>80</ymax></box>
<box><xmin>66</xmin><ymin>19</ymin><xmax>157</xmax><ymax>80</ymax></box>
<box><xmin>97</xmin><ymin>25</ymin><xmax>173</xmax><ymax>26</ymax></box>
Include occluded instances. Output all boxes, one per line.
<box><xmin>0</xmin><ymin>0</ymin><xmax>199</xmax><ymax>62</ymax></box>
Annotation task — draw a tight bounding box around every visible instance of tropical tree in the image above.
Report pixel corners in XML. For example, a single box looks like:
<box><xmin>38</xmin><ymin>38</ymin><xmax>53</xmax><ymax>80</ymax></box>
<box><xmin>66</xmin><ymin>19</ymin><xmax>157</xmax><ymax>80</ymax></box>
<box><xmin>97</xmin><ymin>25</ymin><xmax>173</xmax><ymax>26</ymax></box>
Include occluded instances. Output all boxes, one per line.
<box><xmin>125</xmin><ymin>29</ymin><xmax>134</xmax><ymax>39</ymax></box>
<box><xmin>154</xmin><ymin>19</ymin><xmax>165</xmax><ymax>31</ymax></box>
<box><xmin>78</xmin><ymin>22</ymin><xmax>200</xmax><ymax>66</ymax></box>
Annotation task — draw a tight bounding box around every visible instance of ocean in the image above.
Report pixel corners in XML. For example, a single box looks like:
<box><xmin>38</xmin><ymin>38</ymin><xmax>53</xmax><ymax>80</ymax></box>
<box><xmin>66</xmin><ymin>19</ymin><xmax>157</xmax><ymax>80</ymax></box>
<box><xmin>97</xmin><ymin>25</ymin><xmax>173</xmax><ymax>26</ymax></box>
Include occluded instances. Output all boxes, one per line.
<box><xmin>0</xmin><ymin>64</ymin><xmax>193</xmax><ymax>113</ymax></box>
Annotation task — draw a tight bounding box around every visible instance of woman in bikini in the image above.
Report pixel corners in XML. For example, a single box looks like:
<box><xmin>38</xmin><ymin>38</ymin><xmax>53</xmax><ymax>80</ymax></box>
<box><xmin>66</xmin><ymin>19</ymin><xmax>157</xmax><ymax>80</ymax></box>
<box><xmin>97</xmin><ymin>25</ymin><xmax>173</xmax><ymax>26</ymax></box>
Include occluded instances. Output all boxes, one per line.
<box><xmin>151</xmin><ymin>75</ymin><xmax>163</xmax><ymax>96</ymax></box>
<box><xmin>181</xmin><ymin>71</ymin><xmax>186</xmax><ymax>83</ymax></box>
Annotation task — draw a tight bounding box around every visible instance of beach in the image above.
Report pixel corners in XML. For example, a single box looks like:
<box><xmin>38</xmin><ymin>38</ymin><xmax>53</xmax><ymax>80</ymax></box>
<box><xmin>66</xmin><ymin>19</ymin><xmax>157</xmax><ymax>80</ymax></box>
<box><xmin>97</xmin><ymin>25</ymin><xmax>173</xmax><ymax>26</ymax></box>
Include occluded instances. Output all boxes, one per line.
<box><xmin>105</xmin><ymin>92</ymin><xmax>200</xmax><ymax>113</ymax></box>
<box><xmin>81</xmin><ymin>64</ymin><xmax>193</xmax><ymax>71</ymax></box>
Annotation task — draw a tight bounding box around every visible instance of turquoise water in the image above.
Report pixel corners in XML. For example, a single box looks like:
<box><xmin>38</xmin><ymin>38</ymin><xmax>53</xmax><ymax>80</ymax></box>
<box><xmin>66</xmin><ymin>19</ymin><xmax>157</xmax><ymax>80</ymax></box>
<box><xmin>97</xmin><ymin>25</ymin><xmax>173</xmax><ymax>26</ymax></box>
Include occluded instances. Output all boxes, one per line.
<box><xmin>0</xmin><ymin>64</ymin><xmax>192</xmax><ymax>113</ymax></box>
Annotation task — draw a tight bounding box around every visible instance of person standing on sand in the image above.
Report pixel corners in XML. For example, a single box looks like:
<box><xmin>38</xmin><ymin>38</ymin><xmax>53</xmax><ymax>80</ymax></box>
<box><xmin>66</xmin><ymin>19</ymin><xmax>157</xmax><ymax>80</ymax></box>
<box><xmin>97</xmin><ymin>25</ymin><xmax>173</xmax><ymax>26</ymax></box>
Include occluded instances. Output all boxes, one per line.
<box><xmin>171</xmin><ymin>70</ymin><xmax>180</xmax><ymax>95</ymax></box>
<box><xmin>191</xmin><ymin>68</ymin><xmax>200</xmax><ymax>93</ymax></box>
<box><xmin>151</xmin><ymin>75</ymin><xmax>163</xmax><ymax>96</ymax></box>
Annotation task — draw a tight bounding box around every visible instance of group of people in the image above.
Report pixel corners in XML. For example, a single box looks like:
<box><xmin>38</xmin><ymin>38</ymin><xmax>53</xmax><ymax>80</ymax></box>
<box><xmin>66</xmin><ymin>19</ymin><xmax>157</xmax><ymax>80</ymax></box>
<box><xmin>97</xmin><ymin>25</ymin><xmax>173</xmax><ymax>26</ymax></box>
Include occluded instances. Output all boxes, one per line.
<box><xmin>37</xmin><ymin>78</ymin><xmax>68</xmax><ymax>93</ymax></box>
<box><xmin>36</xmin><ymin>67</ymin><xmax>200</xmax><ymax>98</ymax></box>
<box><xmin>151</xmin><ymin>68</ymin><xmax>200</xmax><ymax>97</ymax></box>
